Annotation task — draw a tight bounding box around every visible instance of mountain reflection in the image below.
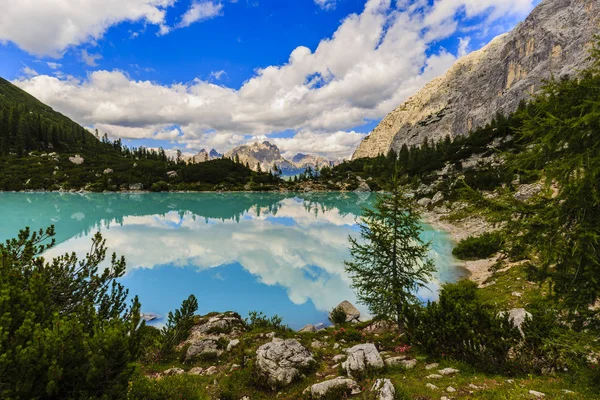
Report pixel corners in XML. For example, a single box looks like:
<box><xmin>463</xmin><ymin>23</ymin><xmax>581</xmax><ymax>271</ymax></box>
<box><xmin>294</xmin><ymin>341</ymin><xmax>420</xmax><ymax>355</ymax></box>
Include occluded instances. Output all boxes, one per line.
<box><xmin>0</xmin><ymin>192</ymin><xmax>465</xmax><ymax>329</ymax></box>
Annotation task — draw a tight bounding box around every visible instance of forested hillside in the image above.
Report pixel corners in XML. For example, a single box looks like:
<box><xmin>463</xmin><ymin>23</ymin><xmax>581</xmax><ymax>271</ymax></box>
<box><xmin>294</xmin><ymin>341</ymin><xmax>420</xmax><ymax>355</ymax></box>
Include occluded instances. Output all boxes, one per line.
<box><xmin>0</xmin><ymin>78</ymin><xmax>280</xmax><ymax>192</ymax></box>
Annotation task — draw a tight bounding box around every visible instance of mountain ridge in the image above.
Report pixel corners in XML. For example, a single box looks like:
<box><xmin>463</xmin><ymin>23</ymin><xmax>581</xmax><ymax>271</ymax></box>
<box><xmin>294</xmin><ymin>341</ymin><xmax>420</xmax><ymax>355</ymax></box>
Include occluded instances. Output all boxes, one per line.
<box><xmin>352</xmin><ymin>0</ymin><xmax>600</xmax><ymax>159</ymax></box>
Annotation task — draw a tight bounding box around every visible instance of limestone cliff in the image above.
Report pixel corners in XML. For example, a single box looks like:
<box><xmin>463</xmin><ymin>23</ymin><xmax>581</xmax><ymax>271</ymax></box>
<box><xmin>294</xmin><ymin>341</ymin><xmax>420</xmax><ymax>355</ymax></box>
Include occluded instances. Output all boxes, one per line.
<box><xmin>352</xmin><ymin>0</ymin><xmax>600</xmax><ymax>159</ymax></box>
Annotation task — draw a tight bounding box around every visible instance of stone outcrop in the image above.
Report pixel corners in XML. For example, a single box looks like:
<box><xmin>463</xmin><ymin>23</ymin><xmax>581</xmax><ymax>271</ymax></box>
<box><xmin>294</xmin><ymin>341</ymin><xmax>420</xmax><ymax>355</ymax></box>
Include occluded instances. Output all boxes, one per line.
<box><xmin>180</xmin><ymin>312</ymin><xmax>245</xmax><ymax>361</ymax></box>
<box><xmin>343</xmin><ymin>343</ymin><xmax>384</xmax><ymax>377</ymax></box>
<box><xmin>255</xmin><ymin>338</ymin><xmax>315</xmax><ymax>389</ymax></box>
<box><xmin>353</xmin><ymin>0</ymin><xmax>600</xmax><ymax>159</ymax></box>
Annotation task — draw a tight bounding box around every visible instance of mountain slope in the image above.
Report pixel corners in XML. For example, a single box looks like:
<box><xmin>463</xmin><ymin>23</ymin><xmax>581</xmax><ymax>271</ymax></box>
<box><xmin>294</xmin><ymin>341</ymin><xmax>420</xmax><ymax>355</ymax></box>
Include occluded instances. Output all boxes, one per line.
<box><xmin>0</xmin><ymin>77</ymin><xmax>97</xmax><ymax>154</ymax></box>
<box><xmin>352</xmin><ymin>0</ymin><xmax>600</xmax><ymax>159</ymax></box>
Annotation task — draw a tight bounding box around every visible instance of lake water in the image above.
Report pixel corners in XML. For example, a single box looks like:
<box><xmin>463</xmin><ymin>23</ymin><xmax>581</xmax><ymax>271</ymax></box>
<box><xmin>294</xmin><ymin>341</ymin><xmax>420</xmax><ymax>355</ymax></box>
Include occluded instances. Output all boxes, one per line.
<box><xmin>0</xmin><ymin>192</ymin><xmax>466</xmax><ymax>329</ymax></box>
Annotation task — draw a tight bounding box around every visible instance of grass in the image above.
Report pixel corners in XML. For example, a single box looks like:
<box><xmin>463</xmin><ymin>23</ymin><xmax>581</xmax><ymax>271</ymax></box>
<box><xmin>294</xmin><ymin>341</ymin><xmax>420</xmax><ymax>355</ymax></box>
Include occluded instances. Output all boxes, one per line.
<box><xmin>132</xmin><ymin>317</ymin><xmax>600</xmax><ymax>400</ymax></box>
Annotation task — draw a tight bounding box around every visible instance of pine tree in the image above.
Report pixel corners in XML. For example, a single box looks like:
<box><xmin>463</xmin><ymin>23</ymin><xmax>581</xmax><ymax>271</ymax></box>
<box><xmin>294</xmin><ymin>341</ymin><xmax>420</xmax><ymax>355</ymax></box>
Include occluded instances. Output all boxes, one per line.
<box><xmin>345</xmin><ymin>173</ymin><xmax>435</xmax><ymax>330</ymax></box>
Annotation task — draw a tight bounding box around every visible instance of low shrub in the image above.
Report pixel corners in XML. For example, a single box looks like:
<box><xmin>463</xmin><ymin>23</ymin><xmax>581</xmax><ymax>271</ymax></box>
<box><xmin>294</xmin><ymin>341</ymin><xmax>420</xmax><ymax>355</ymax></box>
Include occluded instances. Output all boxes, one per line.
<box><xmin>245</xmin><ymin>311</ymin><xmax>287</xmax><ymax>331</ymax></box>
<box><xmin>452</xmin><ymin>232</ymin><xmax>504</xmax><ymax>260</ymax></box>
<box><xmin>329</xmin><ymin>306</ymin><xmax>348</xmax><ymax>325</ymax></box>
<box><xmin>407</xmin><ymin>280</ymin><xmax>521</xmax><ymax>373</ymax></box>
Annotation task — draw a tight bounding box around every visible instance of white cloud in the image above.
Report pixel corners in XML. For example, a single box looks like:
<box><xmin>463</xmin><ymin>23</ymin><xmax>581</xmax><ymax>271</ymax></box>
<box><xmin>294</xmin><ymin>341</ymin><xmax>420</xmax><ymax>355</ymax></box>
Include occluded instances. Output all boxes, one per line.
<box><xmin>0</xmin><ymin>0</ymin><xmax>176</xmax><ymax>57</ymax></box>
<box><xmin>21</xmin><ymin>66</ymin><xmax>38</xmax><ymax>77</ymax></box>
<box><xmin>80</xmin><ymin>50</ymin><xmax>102</xmax><ymax>67</ymax></box>
<box><xmin>315</xmin><ymin>0</ymin><xmax>337</xmax><ymax>11</ymax></box>
<box><xmin>457</xmin><ymin>37</ymin><xmax>471</xmax><ymax>57</ymax></box>
<box><xmin>209</xmin><ymin>70</ymin><xmax>227</xmax><ymax>80</ymax></box>
<box><xmin>13</xmin><ymin>0</ymin><xmax>535</xmax><ymax>159</ymax></box>
<box><xmin>177</xmin><ymin>1</ymin><xmax>224</xmax><ymax>28</ymax></box>
<box><xmin>46</xmin><ymin>62</ymin><xmax>62</xmax><ymax>70</ymax></box>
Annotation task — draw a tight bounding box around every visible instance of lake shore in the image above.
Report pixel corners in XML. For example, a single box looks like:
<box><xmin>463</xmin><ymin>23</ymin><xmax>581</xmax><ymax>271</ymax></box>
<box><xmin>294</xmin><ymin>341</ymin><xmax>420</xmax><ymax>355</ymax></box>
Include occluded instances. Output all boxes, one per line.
<box><xmin>422</xmin><ymin>208</ymin><xmax>497</xmax><ymax>286</ymax></box>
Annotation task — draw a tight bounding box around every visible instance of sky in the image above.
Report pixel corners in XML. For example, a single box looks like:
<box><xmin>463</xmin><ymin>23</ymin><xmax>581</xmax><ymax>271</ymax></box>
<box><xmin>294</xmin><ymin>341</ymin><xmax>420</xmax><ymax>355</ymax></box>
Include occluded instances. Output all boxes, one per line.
<box><xmin>0</xmin><ymin>0</ymin><xmax>540</xmax><ymax>160</ymax></box>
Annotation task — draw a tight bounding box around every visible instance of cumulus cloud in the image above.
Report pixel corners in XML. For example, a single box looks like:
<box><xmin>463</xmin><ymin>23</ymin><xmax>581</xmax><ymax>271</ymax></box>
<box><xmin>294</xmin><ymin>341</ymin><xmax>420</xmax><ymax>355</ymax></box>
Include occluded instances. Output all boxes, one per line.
<box><xmin>177</xmin><ymin>1</ymin><xmax>224</xmax><ymax>28</ymax></box>
<box><xmin>13</xmin><ymin>0</ymin><xmax>535</xmax><ymax>159</ymax></box>
<box><xmin>0</xmin><ymin>0</ymin><xmax>176</xmax><ymax>57</ymax></box>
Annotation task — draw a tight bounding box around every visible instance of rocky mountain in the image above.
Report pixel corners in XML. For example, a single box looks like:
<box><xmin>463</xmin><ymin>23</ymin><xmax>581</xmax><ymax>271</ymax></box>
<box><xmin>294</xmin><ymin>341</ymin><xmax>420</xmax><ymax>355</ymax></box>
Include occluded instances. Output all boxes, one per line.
<box><xmin>353</xmin><ymin>0</ymin><xmax>600</xmax><ymax>159</ymax></box>
<box><xmin>225</xmin><ymin>141</ymin><xmax>294</xmax><ymax>172</ymax></box>
<box><xmin>185</xmin><ymin>149</ymin><xmax>223</xmax><ymax>164</ymax></box>
<box><xmin>292</xmin><ymin>154</ymin><xmax>332</xmax><ymax>170</ymax></box>
<box><xmin>225</xmin><ymin>141</ymin><xmax>333</xmax><ymax>174</ymax></box>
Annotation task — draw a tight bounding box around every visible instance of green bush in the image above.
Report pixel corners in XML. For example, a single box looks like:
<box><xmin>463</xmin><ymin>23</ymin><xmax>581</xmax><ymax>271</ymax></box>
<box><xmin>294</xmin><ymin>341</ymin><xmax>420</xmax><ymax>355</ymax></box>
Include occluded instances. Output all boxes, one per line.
<box><xmin>329</xmin><ymin>306</ymin><xmax>348</xmax><ymax>325</ymax></box>
<box><xmin>245</xmin><ymin>311</ymin><xmax>287</xmax><ymax>331</ymax></box>
<box><xmin>0</xmin><ymin>227</ymin><xmax>144</xmax><ymax>399</ymax></box>
<box><xmin>407</xmin><ymin>280</ymin><xmax>520</xmax><ymax>372</ymax></box>
<box><xmin>452</xmin><ymin>232</ymin><xmax>504</xmax><ymax>260</ymax></box>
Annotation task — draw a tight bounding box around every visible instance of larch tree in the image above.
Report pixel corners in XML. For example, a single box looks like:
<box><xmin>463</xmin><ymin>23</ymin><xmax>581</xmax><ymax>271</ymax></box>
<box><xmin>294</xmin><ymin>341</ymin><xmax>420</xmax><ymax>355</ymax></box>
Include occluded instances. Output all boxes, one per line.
<box><xmin>345</xmin><ymin>173</ymin><xmax>435</xmax><ymax>330</ymax></box>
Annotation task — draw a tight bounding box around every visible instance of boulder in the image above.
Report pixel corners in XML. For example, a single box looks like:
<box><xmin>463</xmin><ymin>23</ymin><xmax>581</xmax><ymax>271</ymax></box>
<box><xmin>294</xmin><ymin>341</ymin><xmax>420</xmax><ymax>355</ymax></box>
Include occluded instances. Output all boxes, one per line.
<box><xmin>167</xmin><ymin>170</ymin><xmax>178</xmax><ymax>178</ymax></box>
<box><xmin>103</xmin><ymin>168</ymin><xmax>113</xmax><ymax>175</ymax></box>
<box><xmin>304</xmin><ymin>377</ymin><xmax>360</xmax><ymax>398</ymax></box>
<box><xmin>372</xmin><ymin>378</ymin><xmax>395</xmax><ymax>400</ymax></box>
<box><xmin>331</xmin><ymin>300</ymin><xmax>360</xmax><ymax>323</ymax></box>
<box><xmin>299</xmin><ymin>324</ymin><xmax>317</xmax><ymax>333</ymax></box>
<box><xmin>438</xmin><ymin>368</ymin><xmax>459</xmax><ymax>376</ymax></box>
<box><xmin>343</xmin><ymin>343</ymin><xmax>384</xmax><ymax>377</ymax></box>
<box><xmin>417</xmin><ymin>197</ymin><xmax>432</xmax><ymax>207</ymax></box>
<box><xmin>68</xmin><ymin>155</ymin><xmax>84</xmax><ymax>165</ymax></box>
<box><xmin>227</xmin><ymin>339</ymin><xmax>240</xmax><ymax>351</ymax></box>
<box><xmin>163</xmin><ymin>367</ymin><xmax>184</xmax><ymax>376</ymax></box>
<box><xmin>185</xmin><ymin>338</ymin><xmax>223</xmax><ymax>361</ymax></box>
<box><xmin>425</xmin><ymin>363</ymin><xmax>439</xmax><ymax>370</ymax></box>
<box><xmin>204</xmin><ymin>366</ymin><xmax>218</xmax><ymax>375</ymax></box>
<box><xmin>188</xmin><ymin>367</ymin><xmax>204</xmax><ymax>375</ymax></box>
<box><xmin>255</xmin><ymin>339</ymin><xmax>315</xmax><ymax>389</ymax></box>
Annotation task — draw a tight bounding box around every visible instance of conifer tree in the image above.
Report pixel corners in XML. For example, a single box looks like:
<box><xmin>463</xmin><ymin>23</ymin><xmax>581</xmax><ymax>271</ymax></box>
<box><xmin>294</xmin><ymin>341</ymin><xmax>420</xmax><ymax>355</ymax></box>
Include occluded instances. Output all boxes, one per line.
<box><xmin>345</xmin><ymin>173</ymin><xmax>435</xmax><ymax>330</ymax></box>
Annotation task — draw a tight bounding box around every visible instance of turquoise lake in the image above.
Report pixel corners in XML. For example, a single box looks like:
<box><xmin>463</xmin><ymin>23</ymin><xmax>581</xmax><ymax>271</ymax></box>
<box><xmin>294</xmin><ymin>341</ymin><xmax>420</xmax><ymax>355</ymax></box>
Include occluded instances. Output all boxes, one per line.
<box><xmin>0</xmin><ymin>192</ymin><xmax>466</xmax><ymax>329</ymax></box>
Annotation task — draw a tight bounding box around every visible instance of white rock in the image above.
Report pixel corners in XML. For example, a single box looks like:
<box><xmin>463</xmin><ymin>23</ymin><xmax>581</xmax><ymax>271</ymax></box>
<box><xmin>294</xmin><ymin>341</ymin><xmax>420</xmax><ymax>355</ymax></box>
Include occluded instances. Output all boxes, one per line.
<box><xmin>332</xmin><ymin>355</ymin><xmax>346</xmax><ymax>363</ymax></box>
<box><xmin>426</xmin><ymin>383</ymin><xmax>439</xmax><ymax>390</ymax></box>
<box><xmin>386</xmin><ymin>357</ymin><xmax>417</xmax><ymax>369</ymax></box>
<box><xmin>227</xmin><ymin>339</ymin><xmax>240</xmax><ymax>351</ymax></box>
<box><xmin>305</xmin><ymin>377</ymin><xmax>359</xmax><ymax>398</ymax></box>
<box><xmin>204</xmin><ymin>366</ymin><xmax>218</xmax><ymax>375</ymax></box>
<box><xmin>438</xmin><ymin>368</ymin><xmax>459</xmax><ymax>376</ymax></box>
<box><xmin>418</xmin><ymin>197</ymin><xmax>432</xmax><ymax>207</ymax></box>
<box><xmin>343</xmin><ymin>343</ymin><xmax>384</xmax><ymax>377</ymax></box>
<box><xmin>163</xmin><ymin>368</ymin><xmax>184</xmax><ymax>376</ymax></box>
<box><xmin>529</xmin><ymin>390</ymin><xmax>545</xmax><ymax>398</ymax></box>
<box><xmin>68</xmin><ymin>155</ymin><xmax>84</xmax><ymax>165</ymax></box>
<box><xmin>188</xmin><ymin>367</ymin><xmax>204</xmax><ymax>375</ymax></box>
<box><xmin>425</xmin><ymin>363</ymin><xmax>439</xmax><ymax>370</ymax></box>
<box><xmin>103</xmin><ymin>168</ymin><xmax>113</xmax><ymax>175</ymax></box>
<box><xmin>256</xmin><ymin>339</ymin><xmax>315</xmax><ymax>389</ymax></box>
<box><xmin>446</xmin><ymin>386</ymin><xmax>456</xmax><ymax>392</ymax></box>
<box><xmin>427</xmin><ymin>374</ymin><xmax>443</xmax><ymax>379</ymax></box>
<box><xmin>372</xmin><ymin>378</ymin><xmax>395</xmax><ymax>400</ymax></box>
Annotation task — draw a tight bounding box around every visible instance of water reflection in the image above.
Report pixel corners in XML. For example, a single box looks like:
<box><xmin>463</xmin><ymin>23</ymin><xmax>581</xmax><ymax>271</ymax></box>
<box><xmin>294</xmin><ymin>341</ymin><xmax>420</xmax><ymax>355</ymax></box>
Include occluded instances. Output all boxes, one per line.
<box><xmin>0</xmin><ymin>192</ymin><xmax>465</xmax><ymax>329</ymax></box>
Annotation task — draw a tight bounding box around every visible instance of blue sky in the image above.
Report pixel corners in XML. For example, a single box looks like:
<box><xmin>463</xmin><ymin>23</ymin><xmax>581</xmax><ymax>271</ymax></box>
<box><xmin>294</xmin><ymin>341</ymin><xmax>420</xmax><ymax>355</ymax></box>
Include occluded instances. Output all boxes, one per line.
<box><xmin>0</xmin><ymin>0</ymin><xmax>540</xmax><ymax>159</ymax></box>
